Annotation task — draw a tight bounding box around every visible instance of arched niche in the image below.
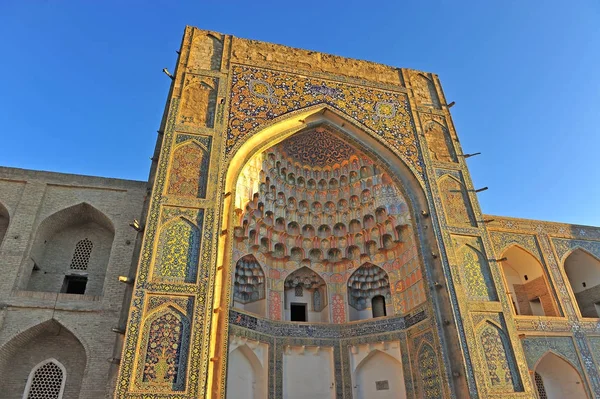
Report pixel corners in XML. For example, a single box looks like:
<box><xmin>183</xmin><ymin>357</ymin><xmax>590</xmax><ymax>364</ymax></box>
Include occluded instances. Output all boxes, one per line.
<box><xmin>284</xmin><ymin>266</ymin><xmax>328</xmax><ymax>322</ymax></box>
<box><xmin>564</xmin><ymin>249</ymin><xmax>600</xmax><ymax>317</ymax></box>
<box><xmin>0</xmin><ymin>201</ymin><xmax>9</xmax><ymax>249</ymax></box>
<box><xmin>215</xmin><ymin>106</ymin><xmax>450</xmax><ymax>399</ymax></box>
<box><xmin>353</xmin><ymin>349</ymin><xmax>406</xmax><ymax>399</ymax></box>
<box><xmin>25</xmin><ymin>203</ymin><xmax>115</xmax><ymax>295</ymax></box>
<box><xmin>534</xmin><ymin>352</ymin><xmax>587</xmax><ymax>399</ymax></box>
<box><xmin>226</xmin><ymin>343</ymin><xmax>266</xmax><ymax>399</ymax></box>
<box><xmin>136</xmin><ymin>304</ymin><xmax>191</xmax><ymax>391</ymax></box>
<box><xmin>0</xmin><ymin>319</ymin><xmax>86</xmax><ymax>399</ymax></box>
<box><xmin>499</xmin><ymin>246</ymin><xmax>558</xmax><ymax>316</ymax></box>
<box><xmin>233</xmin><ymin>254</ymin><xmax>266</xmax><ymax>317</ymax></box>
<box><xmin>348</xmin><ymin>263</ymin><xmax>392</xmax><ymax>321</ymax></box>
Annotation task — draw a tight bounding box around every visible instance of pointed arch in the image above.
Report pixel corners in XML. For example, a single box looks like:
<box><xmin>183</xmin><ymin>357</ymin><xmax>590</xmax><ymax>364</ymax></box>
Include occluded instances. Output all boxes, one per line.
<box><xmin>475</xmin><ymin>320</ymin><xmax>520</xmax><ymax>391</ymax></box>
<box><xmin>534</xmin><ymin>351</ymin><xmax>587</xmax><ymax>399</ymax></box>
<box><xmin>438</xmin><ymin>174</ymin><xmax>476</xmax><ymax>228</ymax></box>
<box><xmin>0</xmin><ymin>201</ymin><xmax>9</xmax><ymax>249</ymax></box>
<box><xmin>347</xmin><ymin>263</ymin><xmax>392</xmax><ymax>321</ymax></box>
<box><xmin>284</xmin><ymin>266</ymin><xmax>328</xmax><ymax>322</ymax></box>
<box><xmin>136</xmin><ymin>304</ymin><xmax>192</xmax><ymax>392</ymax></box>
<box><xmin>499</xmin><ymin>244</ymin><xmax>558</xmax><ymax>316</ymax></box>
<box><xmin>416</xmin><ymin>342</ymin><xmax>442</xmax><ymax>399</ymax></box>
<box><xmin>233</xmin><ymin>254</ymin><xmax>266</xmax><ymax>317</ymax></box>
<box><xmin>0</xmin><ymin>319</ymin><xmax>87</xmax><ymax>399</ymax></box>
<box><xmin>563</xmin><ymin>248</ymin><xmax>600</xmax><ymax>317</ymax></box>
<box><xmin>226</xmin><ymin>344</ymin><xmax>266</xmax><ymax>399</ymax></box>
<box><xmin>26</xmin><ymin>202</ymin><xmax>115</xmax><ymax>294</ymax></box>
<box><xmin>422</xmin><ymin>119</ymin><xmax>456</xmax><ymax>163</ymax></box>
<box><xmin>412</xmin><ymin>73</ymin><xmax>441</xmax><ymax>108</ymax></box>
<box><xmin>153</xmin><ymin>216</ymin><xmax>201</xmax><ymax>283</ymax></box>
<box><xmin>22</xmin><ymin>358</ymin><xmax>67</xmax><ymax>399</ymax></box>
<box><xmin>167</xmin><ymin>138</ymin><xmax>210</xmax><ymax>198</ymax></box>
<box><xmin>353</xmin><ymin>349</ymin><xmax>406</xmax><ymax>399</ymax></box>
<box><xmin>456</xmin><ymin>243</ymin><xmax>497</xmax><ymax>301</ymax></box>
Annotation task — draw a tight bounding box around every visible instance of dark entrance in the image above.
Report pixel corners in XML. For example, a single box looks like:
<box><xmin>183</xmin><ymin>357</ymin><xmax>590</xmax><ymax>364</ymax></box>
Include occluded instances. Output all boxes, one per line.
<box><xmin>290</xmin><ymin>303</ymin><xmax>307</xmax><ymax>322</ymax></box>
<box><xmin>372</xmin><ymin>295</ymin><xmax>386</xmax><ymax>318</ymax></box>
<box><xmin>62</xmin><ymin>275</ymin><xmax>88</xmax><ymax>294</ymax></box>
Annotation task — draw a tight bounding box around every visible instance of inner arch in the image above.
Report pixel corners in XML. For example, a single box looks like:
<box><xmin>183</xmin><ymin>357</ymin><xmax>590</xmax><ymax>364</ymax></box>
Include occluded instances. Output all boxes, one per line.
<box><xmin>229</xmin><ymin>124</ymin><xmax>427</xmax><ymax>322</ymax></box>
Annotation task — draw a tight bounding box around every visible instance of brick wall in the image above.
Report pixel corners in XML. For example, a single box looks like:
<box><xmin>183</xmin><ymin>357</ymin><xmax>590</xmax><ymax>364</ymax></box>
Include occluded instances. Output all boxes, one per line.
<box><xmin>0</xmin><ymin>167</ymin><xmax>146</xmax><ymax>398</ymax></box>
<box><xmin>513</xmin><ymin>276</ymin><xmax>558</xmax><ymax>316</ymax></box>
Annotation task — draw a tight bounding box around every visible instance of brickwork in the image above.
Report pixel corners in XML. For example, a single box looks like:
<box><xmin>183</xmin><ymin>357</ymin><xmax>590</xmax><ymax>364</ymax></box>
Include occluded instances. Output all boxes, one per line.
<box><xmin>1</xmin><ymin>26</ymin><xmax>600</xmax><ymax>399</ymax></box>
<box><xmin>513</xmin><ymin>276</ymin><xmax>558</xmax><ymax>316</ymax></box>
<box><xmin>0</xmin><ymin>167</ymin><xmax>146</xmax><ymax>398</ymax></box>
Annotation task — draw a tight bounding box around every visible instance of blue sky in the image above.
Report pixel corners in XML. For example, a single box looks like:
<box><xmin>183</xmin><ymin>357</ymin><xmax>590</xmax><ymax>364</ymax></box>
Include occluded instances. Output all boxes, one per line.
<box><xmin>1</xmin><ymin>1</ymin><xmax>599</xmax><ymax>226</ymax></box>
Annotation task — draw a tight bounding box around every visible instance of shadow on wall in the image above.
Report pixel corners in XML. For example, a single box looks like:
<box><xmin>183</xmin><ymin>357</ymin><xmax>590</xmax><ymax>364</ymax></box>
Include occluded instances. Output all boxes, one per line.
<box><xmin>0</xmin><ymin>202</ymin><xmax>9</xmax><ymax>249</ymax></box>
<box><xmin>563</xmin><ymin>248</ymin><xmax>600</xmax><ymax>318</ymax></box>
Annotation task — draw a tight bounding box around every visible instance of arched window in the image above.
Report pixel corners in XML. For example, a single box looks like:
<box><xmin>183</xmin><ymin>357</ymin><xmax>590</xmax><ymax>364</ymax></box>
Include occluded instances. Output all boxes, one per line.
<box><xmin>69</xmin><ymin>238</ymin><xmax>93</xmax><ymax>270</ymax></box>
<box><xmin>534</xmin><ymin>372</ymin><xmax>547</xmax><ymax>399</ymax></box>
<box><xmin>23</xmin><ymin>358</ymin><xmax>66</xmax><ymax>399</ymax></box>
<box><xmin>372</xmin><ymin>295</ymin><xmax>386</xmax><ymax>317</ymax></box>
<box><xmin>499</xmin><ymin>246</ymin><xmax>558</xmax><ymax>316</ymax></box>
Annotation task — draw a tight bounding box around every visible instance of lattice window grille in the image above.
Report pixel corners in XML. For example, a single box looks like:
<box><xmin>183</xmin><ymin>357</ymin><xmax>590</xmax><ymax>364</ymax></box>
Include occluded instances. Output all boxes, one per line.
<box><xmin>534</xmin><ymin>372</ymin><xmax>547</xmax><ymax>399</ymax></box>
<box><xmin>70</xmin><ymin>238</ymin><xmax>93</xmax><ymax>270</ymax></box>
<box><xmin>295</xmin><ymin>285</ymin><xmax>303</xmax><ymax>297</ymax></box>
<box><xmin>24</xmin><ymin>359</ymin><xmax>66</xmax><ymax>399</ymax></box>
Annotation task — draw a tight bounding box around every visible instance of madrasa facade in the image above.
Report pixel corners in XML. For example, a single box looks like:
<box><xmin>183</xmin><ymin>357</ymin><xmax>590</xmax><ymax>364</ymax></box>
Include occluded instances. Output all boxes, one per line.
<box><xmin>0</xmin><ymin>26</ymin><xmax>599</xmax><ymax>399</ymax></box>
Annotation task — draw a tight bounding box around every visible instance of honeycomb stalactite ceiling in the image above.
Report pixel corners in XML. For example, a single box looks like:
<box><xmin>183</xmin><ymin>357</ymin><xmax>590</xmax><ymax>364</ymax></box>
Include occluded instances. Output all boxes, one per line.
<box><xmin>233</xmin><ymin>125</ymin><xmax>411</xmax><ymax>270</ymax></box>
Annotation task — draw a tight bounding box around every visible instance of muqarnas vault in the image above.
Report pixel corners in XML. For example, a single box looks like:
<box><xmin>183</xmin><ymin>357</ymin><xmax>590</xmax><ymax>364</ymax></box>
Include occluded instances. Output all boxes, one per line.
<box><xmin>112</xmin><ymin>27</ymin><xmax>600</xmax><ymax>399</ymax></box>
<box><xmin>1</xmin><ymin>25</ymin><xmax>600</xmax><ymax>399</ymax></box>
<box><xmin>109</xmin><ymin>26</ymin><xmax>600</xmax><ymax>399</ymax></box>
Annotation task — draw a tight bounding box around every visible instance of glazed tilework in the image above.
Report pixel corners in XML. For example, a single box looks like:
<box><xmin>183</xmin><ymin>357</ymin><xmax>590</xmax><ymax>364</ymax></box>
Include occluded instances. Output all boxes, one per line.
<box><xmin>167</xmin><ymin>135</ymin><xmax>211</xmax><ymax>198</ymax></box>
<box><xmin>552</xmin><ymin>237</ymin><xmax>600</xmax><ymax>262</ymax></box>
<box><xmin>153</xmin><ymin>216</ymin><xmax>202</xmax><ymax>283</ymax></box>
<box><xmin>230</xmin><ymin>309</ymin><xmax>433</xmax><ymax>399</ymax></box>
<box><xmin>114</xmin><ymin>26</ymin><xmax>600</xmax><ymax>399</ymax></box>
<box><xmin>226</xmin><ymin>65</ymin><xmax>424</xmax><ymax>179</ymax></box>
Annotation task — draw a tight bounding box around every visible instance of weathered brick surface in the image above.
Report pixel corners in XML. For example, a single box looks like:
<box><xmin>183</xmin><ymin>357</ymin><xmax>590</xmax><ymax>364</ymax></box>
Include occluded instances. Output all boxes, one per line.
<box><xmin>0</xmin><ymin>167</ymin><xmax>146</xmax><ymax>399</ymax></box>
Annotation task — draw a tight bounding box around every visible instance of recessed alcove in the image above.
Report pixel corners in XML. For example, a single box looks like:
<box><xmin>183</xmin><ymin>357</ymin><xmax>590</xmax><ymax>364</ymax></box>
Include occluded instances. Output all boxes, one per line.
<box><xmin>230</xmin><ymin>125</ymin><xmax>424</xmax><ymax>323</ymax></box>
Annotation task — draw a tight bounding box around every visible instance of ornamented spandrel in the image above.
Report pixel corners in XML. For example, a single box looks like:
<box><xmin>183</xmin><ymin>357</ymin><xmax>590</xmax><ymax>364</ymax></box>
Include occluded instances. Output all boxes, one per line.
<box><xmin>167</xmin><ymin>138</ymin><xmax>211</xmax><ymax>198</ymax></box>
<box><xmin>226</xmin><ymin>65</ymin><xmax>423</xmax><ymax>178</ymax></box>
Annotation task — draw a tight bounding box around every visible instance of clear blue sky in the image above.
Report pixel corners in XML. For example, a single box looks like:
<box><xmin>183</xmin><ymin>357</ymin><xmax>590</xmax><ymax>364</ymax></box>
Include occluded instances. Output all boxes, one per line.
<box><xmin>1</xmin><ymin>1</ymin><xmax>599</xmax><ymax>226</ymax></box>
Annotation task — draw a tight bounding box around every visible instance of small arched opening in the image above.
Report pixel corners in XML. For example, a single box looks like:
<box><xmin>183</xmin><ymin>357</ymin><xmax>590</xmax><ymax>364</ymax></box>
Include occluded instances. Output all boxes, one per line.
<box><xmin>348</xmin><ymin>263</ymin><xmax>392</xmax><ymax>321</ymax></box>
<box><xmin>534</xmin><ymin>352</ymin><xmax>587</xmax><ymax>399</ymax></box>
<box><xmin>564</xmin><ymin>249</ymin><xmax>600</xmax><ymax>317</ymax></box>
<box><xmin>284</xmin><ymin>267</ymin><xmax>328</xmax><ymax>322</ymax></box>
<box><xmin>233</xmin><ymin>254</ymin><xmax>266</xmax><ymax>317</ymax></box>
<box><xmin>499</xmin><ymin>246</ymin><xmax>558</xmax><ymax>316</ymax></box>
